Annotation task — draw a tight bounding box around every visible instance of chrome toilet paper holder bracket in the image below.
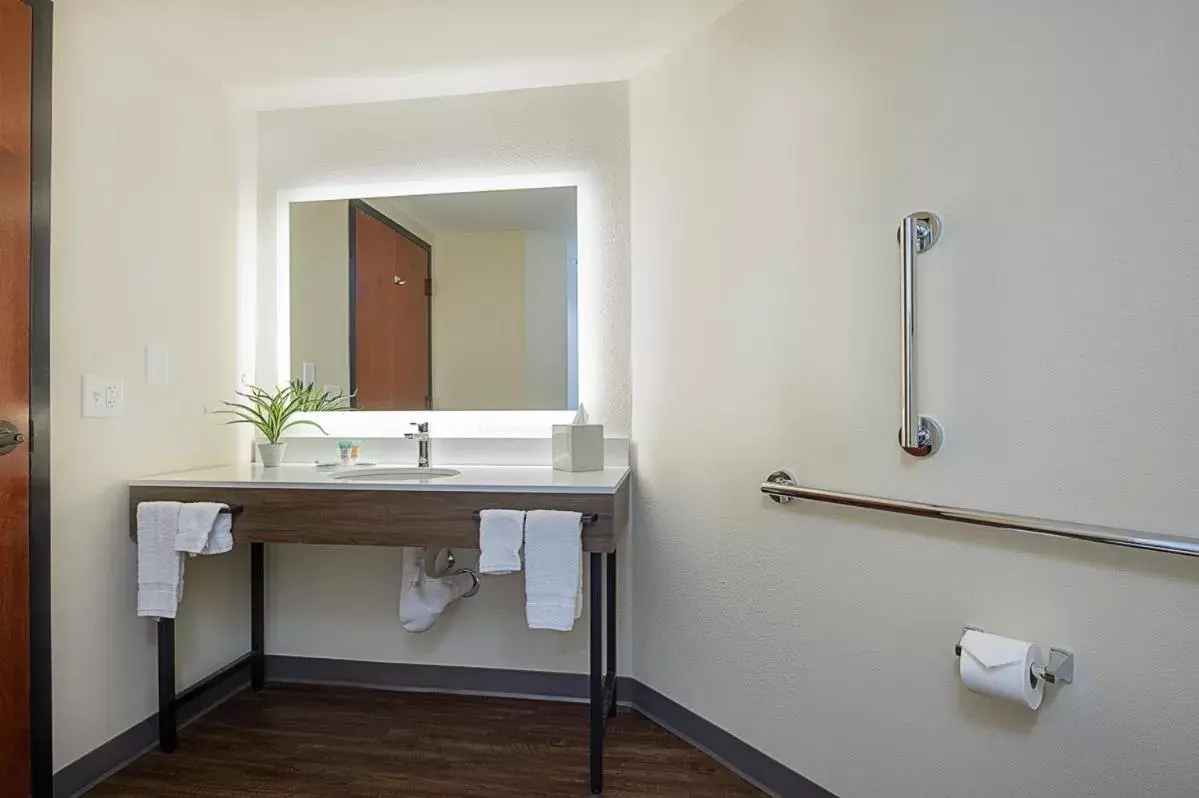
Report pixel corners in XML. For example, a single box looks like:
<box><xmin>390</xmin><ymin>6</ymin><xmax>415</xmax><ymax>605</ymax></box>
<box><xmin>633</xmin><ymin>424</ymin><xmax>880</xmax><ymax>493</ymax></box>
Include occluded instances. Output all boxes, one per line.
<box><xmin>954</xmin><ymin>626</ymin><xmax>1074</xmax><ymax>686</ymax></box>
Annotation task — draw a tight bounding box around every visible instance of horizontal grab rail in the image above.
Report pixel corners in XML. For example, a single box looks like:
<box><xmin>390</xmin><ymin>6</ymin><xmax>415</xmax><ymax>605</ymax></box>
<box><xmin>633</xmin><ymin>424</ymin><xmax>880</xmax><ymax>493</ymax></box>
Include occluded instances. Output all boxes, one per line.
<box><xmin>761</xmin><ymin>471</ymin><xmax>1199</xmax><ymax>558</ymax></box>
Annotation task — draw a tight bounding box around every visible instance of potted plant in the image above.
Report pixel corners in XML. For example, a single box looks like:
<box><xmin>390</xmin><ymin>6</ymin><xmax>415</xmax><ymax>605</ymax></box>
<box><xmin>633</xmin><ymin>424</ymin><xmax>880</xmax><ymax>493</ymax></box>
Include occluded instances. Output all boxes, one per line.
<box><xmin>218</xmin><ymin>383</ymin><xmax>332</xmax><ymax>467</ymax></box>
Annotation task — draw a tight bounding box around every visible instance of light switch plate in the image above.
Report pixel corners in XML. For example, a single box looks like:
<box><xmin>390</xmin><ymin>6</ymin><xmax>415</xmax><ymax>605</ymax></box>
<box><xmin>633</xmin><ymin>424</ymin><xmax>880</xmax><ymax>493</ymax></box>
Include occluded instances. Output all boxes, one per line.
<box><xmin>146</xmin><ymin>345</ymin><xmax>169</xmax><ymax>386</ymax></box>
<box><xmin>82</xmin><ymin>375</ymin><xmax>123</xmax><ymax>418</ymax></box>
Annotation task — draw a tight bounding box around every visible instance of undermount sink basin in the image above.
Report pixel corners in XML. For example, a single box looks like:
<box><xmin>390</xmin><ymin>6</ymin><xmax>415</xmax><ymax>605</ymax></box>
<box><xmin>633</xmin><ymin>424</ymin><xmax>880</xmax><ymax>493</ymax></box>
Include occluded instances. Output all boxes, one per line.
<box><xmin>332</xmin><ymin>467</ymin><xmax>461</xmax><ymax>482</ymax></box>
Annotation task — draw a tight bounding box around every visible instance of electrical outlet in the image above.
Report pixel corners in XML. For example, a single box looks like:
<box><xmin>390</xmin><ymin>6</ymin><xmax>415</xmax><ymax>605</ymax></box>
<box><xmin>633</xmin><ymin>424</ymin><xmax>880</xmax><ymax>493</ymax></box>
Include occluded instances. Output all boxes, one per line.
<box><xmin>82</xmin><ymin>375</ymin><xmax>123</xmax><ymax>418</ymax></box>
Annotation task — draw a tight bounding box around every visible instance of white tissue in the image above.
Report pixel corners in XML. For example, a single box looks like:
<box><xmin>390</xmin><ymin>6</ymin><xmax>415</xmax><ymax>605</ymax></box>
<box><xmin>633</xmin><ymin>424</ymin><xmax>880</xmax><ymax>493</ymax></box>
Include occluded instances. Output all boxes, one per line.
<box><xmin>572</xmin><ymin>404</ymin><xmax>589</xmax><ymax>424</ymax></box>
<box><xmin>959</xmin><ymin>630</ymin><xmax>1045</xmax><ymax>710</ymax></box>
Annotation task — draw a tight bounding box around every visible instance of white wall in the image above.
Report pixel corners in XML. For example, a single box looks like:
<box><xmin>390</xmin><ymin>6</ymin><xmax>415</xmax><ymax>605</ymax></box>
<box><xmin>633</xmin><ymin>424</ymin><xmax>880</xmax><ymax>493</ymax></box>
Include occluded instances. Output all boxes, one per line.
<box><xmin>257</xmin><ymin>84</ymin><xmax>631</xmax><ymax>675</ymax></box>
<box><xmin>257</xmin><ymin>81</ymin><xmax>630</xmax><ymax>432</ymax></box>
<box><xmin>524</xmin><ymin>231</ymin><xmax>570</xmax><ymax>409</ymax></box>
<box><xmin>630</xmin><ymin>2</ymin><xmax>1199</xmax><ymax>797</ymax></box>
<box><xmin>289</xmin><ymin>199</ymin><xmax>350</xmax><ymax>392</ymax></box>
<box><xmin>52</xmin><ymin>0</ymin><xmax>245</xmax><ymax>770</ymax></box>
<box><xmin>433</xmin><ymin>231</ymin><xmax>527</xmax><ymax>409</ymax></box>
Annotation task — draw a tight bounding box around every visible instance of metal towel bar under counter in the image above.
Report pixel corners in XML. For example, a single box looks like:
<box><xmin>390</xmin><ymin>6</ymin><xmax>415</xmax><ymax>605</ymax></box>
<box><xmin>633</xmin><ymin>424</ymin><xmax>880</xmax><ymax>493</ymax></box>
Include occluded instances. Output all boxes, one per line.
<box><xmin>761</xmin><ymin>470</ymin><xmax>1199</xmax><ymax>558</ymax></box>
<box><xmin>472</xmin><ymin>510</ymin><xmax>599</xmax><ymax>524</ymax></box>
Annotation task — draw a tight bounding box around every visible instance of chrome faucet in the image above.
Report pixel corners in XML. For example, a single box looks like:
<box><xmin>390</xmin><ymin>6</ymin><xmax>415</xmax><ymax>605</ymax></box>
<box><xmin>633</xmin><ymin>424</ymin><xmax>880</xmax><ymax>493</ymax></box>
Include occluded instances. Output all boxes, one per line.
<box><xmin>405</xmin><ymin>422</ymin><xmax>431</xmax><ymax>467</ymax></box>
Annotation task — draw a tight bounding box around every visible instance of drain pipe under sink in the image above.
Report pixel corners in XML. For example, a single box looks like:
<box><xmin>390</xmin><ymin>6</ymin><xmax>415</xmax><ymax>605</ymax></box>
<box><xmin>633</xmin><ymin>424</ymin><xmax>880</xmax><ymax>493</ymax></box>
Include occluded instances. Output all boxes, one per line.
<box><xmin>398</xmin><ymin>547</ymin><xmax>479</xmax><ymax>633</ymax></box>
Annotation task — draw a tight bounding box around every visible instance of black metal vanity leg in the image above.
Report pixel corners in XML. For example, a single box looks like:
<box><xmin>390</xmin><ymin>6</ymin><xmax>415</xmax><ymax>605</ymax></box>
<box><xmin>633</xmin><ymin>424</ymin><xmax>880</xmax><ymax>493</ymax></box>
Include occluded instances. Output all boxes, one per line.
<box><xmin>589</xmin><ymin>552</ymin><xmax>604</xmax><ymax>795</ymax></box>
<box><xmin>251</xmin><ymin>542</ymin><xmax>265</xmax><ymax>691</ymax></box>
<box><xmin>606</xmin><ymin>549</ymin><xmax>617</xmax><ymax>718</ymax></box>
<box><xmin>157</xmin><ymin>618</ymin><xmax>177</xmax><ymax>753</ymax></box>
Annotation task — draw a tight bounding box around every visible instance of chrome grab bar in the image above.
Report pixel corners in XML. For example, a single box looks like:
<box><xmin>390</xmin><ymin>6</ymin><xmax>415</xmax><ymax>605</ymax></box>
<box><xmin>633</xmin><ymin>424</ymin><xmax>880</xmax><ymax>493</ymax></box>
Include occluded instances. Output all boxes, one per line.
<box><xmin>761</xmin><ymin>470</ymin><xmax>1199</xmax><ymax>558</ymax></box>
<box><xmin>898</xmin><ymin>212</ymin><xmax>943</xmax><ymax>457</ymax></box>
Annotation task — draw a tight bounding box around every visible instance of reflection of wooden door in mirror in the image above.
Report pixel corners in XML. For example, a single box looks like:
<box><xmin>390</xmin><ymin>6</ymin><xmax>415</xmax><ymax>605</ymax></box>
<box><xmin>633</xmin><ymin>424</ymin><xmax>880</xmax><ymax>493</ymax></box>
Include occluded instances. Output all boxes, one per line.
<box><xmin>0</xmin><ymin>0</ymin><xmax>32</xmax><ymax>793</ymax></box>
<box><xmin>349</xmin><ymin>201</ymin><xmax>432</xmax><ymax>410</ymax></box>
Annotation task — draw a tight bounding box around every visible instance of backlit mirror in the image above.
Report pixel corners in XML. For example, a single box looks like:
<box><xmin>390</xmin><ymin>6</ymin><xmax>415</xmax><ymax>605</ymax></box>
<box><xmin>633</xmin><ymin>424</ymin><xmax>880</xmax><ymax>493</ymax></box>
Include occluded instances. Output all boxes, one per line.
<box><xmin>289</xmin><ymin>187</ymin><xmax>579</xmax><ymax>411</ymax></box>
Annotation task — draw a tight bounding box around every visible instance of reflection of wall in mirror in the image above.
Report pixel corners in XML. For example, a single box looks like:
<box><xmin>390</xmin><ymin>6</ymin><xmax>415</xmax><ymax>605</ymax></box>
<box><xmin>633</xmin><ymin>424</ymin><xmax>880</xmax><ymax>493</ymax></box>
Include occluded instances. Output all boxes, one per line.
<box><xmin>290</xmin><ymin>200</ymin><xmax>574</xmax><ymax>410</ymax></box>
<box><xmin>431</xmin><ymin>230</ymin><xmax>525</xmax><ymax>409</ymax></box>
<box><xmin>290</xmin><ymin>200</ymin><xmax>350</xmax><ymax>394</ymax></box>
<box><xmin>431</xmin><ymin>230</ymin><xmax>573</xmax><ymax>410</ymax></box>
<box><xmin>523</xmin><ymin>231</ymin><xmax>570</xmax><ymax>410</ymax></box>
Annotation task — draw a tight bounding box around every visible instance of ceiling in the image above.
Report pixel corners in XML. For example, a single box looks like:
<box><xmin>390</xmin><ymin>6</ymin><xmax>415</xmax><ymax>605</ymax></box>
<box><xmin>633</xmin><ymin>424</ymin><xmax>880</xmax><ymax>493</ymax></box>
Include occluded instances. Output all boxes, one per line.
<box><xmin>93</xmin><ymin>0</ymin><xmax>742</xmax><ymax>109</ymax></box>
<box><xmin>376</xmin><ymin>187</ymin><xmax>577</xmax><ymax>237</ymax></box>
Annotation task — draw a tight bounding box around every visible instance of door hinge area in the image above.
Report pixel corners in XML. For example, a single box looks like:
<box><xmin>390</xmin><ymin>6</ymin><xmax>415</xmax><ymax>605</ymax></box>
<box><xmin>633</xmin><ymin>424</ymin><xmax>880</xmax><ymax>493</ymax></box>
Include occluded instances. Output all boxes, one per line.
<box><xmin>424</xmin><ymin>278</ymin><xmax>433</xmax><ymax>297</ymax></box>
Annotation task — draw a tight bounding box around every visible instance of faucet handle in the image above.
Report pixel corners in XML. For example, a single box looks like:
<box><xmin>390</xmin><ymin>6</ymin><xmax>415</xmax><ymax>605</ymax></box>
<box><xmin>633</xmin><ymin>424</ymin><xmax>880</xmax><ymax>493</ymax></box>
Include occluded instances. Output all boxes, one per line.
<box><xmin>410</xmin><ymin>421</ymin><xmax>429</xmax><ymax>433</ymax></box>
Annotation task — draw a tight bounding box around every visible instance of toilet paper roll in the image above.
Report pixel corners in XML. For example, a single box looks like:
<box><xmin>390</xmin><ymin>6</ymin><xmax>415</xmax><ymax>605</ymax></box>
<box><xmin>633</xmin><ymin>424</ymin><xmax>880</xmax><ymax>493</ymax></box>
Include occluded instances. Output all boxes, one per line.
<box><xmin>958</xmin><ymin>630</ymin><xmax>1045</xmax><ymax>710</ymax></box>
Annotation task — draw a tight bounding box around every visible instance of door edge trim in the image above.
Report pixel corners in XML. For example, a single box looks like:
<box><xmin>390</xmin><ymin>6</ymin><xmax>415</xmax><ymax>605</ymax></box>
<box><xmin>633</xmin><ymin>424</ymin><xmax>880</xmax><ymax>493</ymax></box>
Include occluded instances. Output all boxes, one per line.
<box><xmin>28</xmin><ymin>0</ymin><xmax>54</xmax><ymax>793</ymax></box>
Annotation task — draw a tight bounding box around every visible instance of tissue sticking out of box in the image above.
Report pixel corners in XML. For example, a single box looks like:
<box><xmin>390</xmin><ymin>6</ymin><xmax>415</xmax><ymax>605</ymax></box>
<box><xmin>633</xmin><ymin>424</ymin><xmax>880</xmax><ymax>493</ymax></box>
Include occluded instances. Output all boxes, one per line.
<box><xmin>554</xmin><ymin>405</ymin><xmax>603</xmax><ymax>473</ymax></box>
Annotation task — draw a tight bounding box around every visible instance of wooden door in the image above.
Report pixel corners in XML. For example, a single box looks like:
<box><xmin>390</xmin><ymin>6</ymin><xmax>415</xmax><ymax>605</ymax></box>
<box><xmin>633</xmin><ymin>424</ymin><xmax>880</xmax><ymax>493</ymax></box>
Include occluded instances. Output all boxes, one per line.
<box><xmin>0</xmin><ymin>0</ymin><xmax>32</xmax><ymax>794</ymax></box>
<box><xmin>350</xmin><ymin>202</ymin><xmax>431</xmax><ymax>410</ymax></box>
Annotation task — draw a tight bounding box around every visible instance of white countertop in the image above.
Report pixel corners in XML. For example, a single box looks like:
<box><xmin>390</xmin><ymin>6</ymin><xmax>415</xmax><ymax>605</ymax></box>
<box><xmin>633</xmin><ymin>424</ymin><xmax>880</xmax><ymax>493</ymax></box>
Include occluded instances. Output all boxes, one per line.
<box><xmin>129</xmin><ymin>463</ymin><xmax>631</xmax><ymax>495</ymax></box>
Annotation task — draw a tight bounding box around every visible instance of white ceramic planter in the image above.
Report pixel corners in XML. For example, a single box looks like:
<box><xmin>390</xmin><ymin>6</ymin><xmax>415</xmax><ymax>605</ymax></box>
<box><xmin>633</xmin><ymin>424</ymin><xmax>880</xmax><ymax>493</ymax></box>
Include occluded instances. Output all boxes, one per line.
<box><xmin>257</xmin><ymin>441</ymin><xmax>287</xmax><ymax>467</ymax></box>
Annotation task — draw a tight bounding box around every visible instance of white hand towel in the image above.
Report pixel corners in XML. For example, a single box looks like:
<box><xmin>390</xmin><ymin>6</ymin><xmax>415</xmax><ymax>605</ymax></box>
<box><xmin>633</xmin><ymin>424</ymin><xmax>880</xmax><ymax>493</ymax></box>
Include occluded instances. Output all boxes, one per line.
<box><xmin>524</xmin><ymin>510</ymin><xmax>583</xmax><ymax>631</ymax></box>
<box><xmin>576</xmin><ymin>551</ymin><xmax>584</xmax><ymax>620</ymax></box>
<box><xmin>478</xmin><ymin>509</ymin><xmax>525</xmax><ymax>574</ymax></box>
<box><xmin>176</xmin><ymin>503</ymin><xmax>233</xmax><ymax>555</ymax></box>
<box><xmin>137</xmin><ymin>501</ymin><xmax>184</xmax><ymax>619</ymax></box>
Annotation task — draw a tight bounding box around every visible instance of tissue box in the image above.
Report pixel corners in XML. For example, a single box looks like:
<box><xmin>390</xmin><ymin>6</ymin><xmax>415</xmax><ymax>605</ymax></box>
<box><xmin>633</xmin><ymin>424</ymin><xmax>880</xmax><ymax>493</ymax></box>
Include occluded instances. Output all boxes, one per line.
<box><xmin>552</xmin><ymin>424</ymin><xmax>605</xmax><ymax>473</ymax></box>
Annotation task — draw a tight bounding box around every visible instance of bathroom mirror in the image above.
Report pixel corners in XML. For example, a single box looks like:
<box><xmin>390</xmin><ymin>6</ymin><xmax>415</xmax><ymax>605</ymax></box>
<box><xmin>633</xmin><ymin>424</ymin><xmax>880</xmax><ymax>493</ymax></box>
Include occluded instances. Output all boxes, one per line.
<box><xmin>289</xmin><ymin>187</ymin><xmax>579</xmax><ymax>411</ymax></box>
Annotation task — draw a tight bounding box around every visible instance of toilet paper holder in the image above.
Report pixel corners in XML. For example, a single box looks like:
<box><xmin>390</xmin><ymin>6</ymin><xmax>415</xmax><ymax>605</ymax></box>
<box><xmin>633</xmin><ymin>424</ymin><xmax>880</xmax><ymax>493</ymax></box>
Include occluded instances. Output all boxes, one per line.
<box><xmin>954</xmin><ymin>626</ymin><xmax>1074</xmax><ymax>686</ymax></box>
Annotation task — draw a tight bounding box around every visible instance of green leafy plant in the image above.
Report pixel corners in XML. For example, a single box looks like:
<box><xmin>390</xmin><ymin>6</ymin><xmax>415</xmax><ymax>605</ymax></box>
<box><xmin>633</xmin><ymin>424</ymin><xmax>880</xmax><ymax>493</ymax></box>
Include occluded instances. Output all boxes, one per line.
<box><xmin>218</xmin><ymin>383</ymin><xmax>328</xmax><ymax>444</ymax></box>
<box><xmin>287</xmin><ymin>378</ymin><xmax>355</xmax><ymax>412</ymax></box>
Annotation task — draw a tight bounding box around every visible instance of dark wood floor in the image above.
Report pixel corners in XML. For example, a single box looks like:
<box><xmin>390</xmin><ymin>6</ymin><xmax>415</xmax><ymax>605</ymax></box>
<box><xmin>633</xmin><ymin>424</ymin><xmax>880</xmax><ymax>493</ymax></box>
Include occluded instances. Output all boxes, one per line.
<box><xmin>89</xmin><ymin>685</ymin><xmax>764</xmax><ymax>797</ymax></box>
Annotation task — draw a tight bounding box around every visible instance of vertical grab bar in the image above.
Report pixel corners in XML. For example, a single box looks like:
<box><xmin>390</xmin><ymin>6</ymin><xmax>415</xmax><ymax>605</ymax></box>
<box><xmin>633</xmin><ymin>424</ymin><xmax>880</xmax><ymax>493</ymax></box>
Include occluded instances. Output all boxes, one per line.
<box><xmin>898</xmin><ymin>211</ymin><xmax>943</xmax><ymax>458</ymax></box>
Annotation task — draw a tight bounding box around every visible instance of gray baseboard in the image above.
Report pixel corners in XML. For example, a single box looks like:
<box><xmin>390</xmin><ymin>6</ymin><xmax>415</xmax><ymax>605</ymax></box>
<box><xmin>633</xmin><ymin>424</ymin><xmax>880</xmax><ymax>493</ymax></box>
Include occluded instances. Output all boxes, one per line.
<box><xmin>57</xmin><ymin>656</ymin><xmax>833</xmax><ymax>798</ymax></box>
<box><xmin>54</xmin><ymin>665</ymin><xmax>250</xmax><ymax>798</ymax></box>
<box><xmin>627</xmin><ymin>681</ymin><xmax>834</xmax><ymax>798</ymax></box>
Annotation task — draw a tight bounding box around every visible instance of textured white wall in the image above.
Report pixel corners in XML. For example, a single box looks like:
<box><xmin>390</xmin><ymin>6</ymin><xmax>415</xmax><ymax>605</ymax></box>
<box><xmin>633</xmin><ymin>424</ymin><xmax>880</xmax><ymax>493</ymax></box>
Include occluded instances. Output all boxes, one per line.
<box><xmin>630</xmin><ymin>2</ymin><xmax>1199</xmax><ymax>797</ymax></box>
<box><xmin>256</xmin><ymin>83</ymin><xmax>631</xmax><ymax>674</ymax></box>
<box><xmin>51</xmin><ymin>0</ymin><xmax>246</xmax><ymax>770</ymax></box>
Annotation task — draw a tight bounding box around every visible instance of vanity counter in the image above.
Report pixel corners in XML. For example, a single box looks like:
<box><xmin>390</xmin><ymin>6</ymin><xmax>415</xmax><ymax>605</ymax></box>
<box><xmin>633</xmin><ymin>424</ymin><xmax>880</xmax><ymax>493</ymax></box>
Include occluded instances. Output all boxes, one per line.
<box><xmin>131</xmin><ymin>463</ymin><xmax>630</xmax><ymax>495</ymax></box>
<box><xmin>128</xmin><ymin>463</ymin><xmax>630</xmax><ymax>553</ymax></box>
